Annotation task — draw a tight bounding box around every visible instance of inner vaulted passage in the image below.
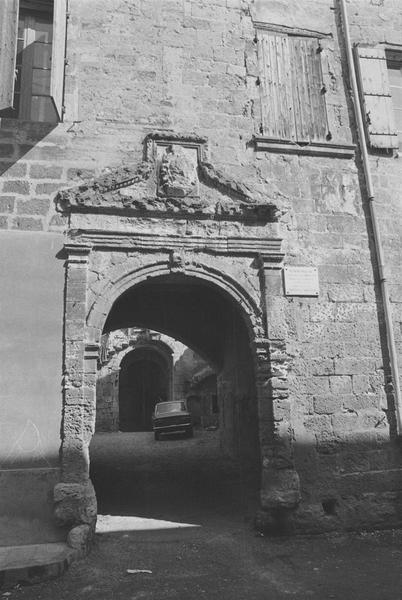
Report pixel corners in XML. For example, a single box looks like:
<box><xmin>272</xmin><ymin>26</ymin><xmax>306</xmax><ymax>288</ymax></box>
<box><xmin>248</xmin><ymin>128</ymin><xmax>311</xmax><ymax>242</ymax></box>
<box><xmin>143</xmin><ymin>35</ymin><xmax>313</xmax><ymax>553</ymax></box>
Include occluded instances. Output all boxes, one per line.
<box><xmin>88</xmin><ymin>270</ymin><xmax>264</xmax><ymax>521</ymax></box>
<box><xmin>118</xmin><ymin>347</ymin><xmax>170</xmax><ymax>432</ymax></box>
<box><xmin>101</xmin><ymin>273</ymin><xmax>260</xmax><ymax>464</ymax></box>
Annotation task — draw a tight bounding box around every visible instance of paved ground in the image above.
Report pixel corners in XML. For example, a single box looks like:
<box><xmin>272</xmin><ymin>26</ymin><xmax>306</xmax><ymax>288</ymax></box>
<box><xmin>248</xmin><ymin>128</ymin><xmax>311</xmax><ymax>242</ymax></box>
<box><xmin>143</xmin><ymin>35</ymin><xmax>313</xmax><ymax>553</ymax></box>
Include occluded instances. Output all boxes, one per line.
<box><xmin>5</xmin><ymin>430</ymin><xmax>402</xmax><ymax>599</ymax></box>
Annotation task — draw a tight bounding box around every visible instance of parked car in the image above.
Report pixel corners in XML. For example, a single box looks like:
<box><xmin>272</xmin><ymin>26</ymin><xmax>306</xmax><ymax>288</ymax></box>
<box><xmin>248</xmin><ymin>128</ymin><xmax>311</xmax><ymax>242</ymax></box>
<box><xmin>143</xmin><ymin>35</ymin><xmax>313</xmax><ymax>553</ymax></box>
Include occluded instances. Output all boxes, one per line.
<box><xmin>152</xmin><ymin>401</ymin><xmax>193</xmax><ymax>440</ymax></box>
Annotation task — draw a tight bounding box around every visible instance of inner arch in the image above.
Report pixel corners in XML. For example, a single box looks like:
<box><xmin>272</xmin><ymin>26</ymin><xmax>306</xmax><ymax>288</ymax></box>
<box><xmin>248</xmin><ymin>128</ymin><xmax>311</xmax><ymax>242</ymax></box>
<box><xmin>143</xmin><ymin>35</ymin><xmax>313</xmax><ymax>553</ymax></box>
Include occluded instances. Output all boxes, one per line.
<box><xmin>102</xmin><ymin>272</ymin><xmax>260</xmax><ymax>462</ymax></box>
<box><xmin>119</xmin><ymin>347</ymin><xmax>171</xmax><ymax>432</ymax></box>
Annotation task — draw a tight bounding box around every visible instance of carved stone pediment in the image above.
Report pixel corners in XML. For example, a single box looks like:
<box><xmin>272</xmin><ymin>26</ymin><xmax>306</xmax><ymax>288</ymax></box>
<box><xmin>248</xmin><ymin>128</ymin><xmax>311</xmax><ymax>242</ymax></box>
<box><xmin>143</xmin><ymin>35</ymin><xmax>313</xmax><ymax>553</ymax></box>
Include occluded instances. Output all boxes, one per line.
<box><xmin>57</xmin><ymin>134</ymin><xmax>280</xmax><ymax>222</ymax></box>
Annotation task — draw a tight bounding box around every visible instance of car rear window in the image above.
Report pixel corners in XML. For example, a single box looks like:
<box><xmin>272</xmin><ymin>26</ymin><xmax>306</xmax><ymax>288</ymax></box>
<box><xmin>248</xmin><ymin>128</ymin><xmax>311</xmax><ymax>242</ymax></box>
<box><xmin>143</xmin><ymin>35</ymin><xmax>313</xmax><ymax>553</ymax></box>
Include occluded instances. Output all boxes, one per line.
<box><xmin>156</xmin><ymin>401</ymin><xmax>186</xmax><ymax>414</ymax></box>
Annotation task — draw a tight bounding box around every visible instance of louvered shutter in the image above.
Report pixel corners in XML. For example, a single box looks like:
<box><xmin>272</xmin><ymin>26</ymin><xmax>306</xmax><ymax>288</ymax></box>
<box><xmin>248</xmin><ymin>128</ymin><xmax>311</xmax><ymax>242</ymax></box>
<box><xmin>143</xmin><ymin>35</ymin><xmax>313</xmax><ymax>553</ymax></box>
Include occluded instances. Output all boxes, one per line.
<box><xmin>290</xmin><ymin>37</ymin><xmax>328</xmax><ymax>143</ymax></box>
<box><xmin>354</xmin><ymin>45</ymin><xmax>399</xmax><ymax>149</ymax></box>
<box><xmin>50</xmin><ymin>0</ymin><xmax>67</xmax><ymax>121</ymax></box>
<box><xmin>257</xmin><ymin>31</ymin><xmax>296</xmax><ymax>140</ymax></box>
<box><xmin>0</xmin><ymin>0</ymin><xmax>19</xmax><ymax>111</ymax></box>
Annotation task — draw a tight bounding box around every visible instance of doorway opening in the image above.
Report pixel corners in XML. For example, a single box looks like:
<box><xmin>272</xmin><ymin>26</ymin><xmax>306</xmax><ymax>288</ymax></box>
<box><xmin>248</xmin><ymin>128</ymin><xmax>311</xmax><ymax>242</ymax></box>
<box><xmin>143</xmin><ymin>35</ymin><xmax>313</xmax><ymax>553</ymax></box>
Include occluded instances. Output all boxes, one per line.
<box><xmin>119</xmin><ymin>347</ymin><xmax>170</xmax><ymax>432</ymax></box>
<box><xmin>89</xmin><ymin>272</ymin><xmax>261</xmax><ymax>525</ymax></box>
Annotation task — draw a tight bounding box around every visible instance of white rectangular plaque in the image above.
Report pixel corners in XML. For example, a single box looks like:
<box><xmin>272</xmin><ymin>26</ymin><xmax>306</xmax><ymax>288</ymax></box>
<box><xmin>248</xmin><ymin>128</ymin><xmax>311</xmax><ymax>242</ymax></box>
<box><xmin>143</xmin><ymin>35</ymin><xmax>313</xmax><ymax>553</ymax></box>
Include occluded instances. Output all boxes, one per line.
<box><xmin>283</xmin><ymin>266</ymin><xmax>319</xmax><ymax>297</ymax></box>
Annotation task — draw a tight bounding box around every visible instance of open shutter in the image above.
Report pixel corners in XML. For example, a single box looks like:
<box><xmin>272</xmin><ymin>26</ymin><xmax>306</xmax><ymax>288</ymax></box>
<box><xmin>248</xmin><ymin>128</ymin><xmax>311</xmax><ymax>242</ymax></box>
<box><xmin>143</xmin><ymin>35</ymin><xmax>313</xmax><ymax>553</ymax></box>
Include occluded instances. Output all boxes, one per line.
<box><xmin>354</xmin><ymin>45</ymin><xmax>399</xmax><ymax>149</ymax></box>
<box><xmin>50</xmin><ymin>0</ymin><xmax>67</xmax><ymax>121</ymax></box>
<box><xmin>290</xmin><ymin>37</ymin><xmax>328</xmax><ymax>143</ymax></box>
<box><xmin>257</xmin><ymin>32</ymin><xmax>296</xmax><ymax>141</ymax></box>
<box><xmin>0</xmin><ymin>0</ymin><xmax>19</xmax><ymax>111</ymax></box>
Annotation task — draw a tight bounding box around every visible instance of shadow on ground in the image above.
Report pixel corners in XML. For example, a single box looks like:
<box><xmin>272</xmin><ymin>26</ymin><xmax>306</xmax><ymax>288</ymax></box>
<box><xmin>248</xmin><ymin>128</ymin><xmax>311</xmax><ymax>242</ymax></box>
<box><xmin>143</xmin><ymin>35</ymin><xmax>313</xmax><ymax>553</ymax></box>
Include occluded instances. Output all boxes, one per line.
<box><xmin>89</xmin><ymin>429</ymin><xmax>260</xmax><ymax>527</ymax></box>
<box><xmin>7</xmin><ymin>430</ymin><xmax>402</xmax><ymax>600</ymax></box>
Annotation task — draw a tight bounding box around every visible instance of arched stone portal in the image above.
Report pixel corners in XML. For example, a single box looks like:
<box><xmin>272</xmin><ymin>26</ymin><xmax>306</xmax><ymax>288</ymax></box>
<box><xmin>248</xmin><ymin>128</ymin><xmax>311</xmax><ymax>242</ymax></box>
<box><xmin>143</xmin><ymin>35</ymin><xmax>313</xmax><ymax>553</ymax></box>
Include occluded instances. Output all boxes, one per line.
<box><xmin>54</xmin><ymin>133</ymin><xmax>300</xmax><ymax>546</ymax></box>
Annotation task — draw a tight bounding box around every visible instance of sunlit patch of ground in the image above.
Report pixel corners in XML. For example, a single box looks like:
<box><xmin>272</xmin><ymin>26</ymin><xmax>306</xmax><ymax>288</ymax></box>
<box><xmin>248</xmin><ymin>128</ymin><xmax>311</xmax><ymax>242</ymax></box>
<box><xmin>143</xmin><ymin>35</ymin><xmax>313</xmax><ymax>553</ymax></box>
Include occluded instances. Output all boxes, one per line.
<box><xmin>96</xmin><ymin>514</ymin><xmax>200</xmax><ymax>533</ymax></box>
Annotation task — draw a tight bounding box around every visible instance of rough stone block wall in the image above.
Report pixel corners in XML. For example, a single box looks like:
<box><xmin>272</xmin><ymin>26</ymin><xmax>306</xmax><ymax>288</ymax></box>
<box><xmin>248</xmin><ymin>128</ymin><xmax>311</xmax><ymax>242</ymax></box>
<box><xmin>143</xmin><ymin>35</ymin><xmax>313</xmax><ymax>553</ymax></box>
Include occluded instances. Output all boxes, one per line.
<box><xmin>0</xmin><ymin>0</ymin><xmax>402</xmax><ymax>536</ymax></box>
<box><xmin>172</xmin><ymin>348</ymin><xmax>210</xmax><ymax>401</ymax></box>
<box><xmin>346</xmin><ymin>0</ymin><xmax>402</xmax><ymax>406</ymax></box>
<box><xmin>96</xmin><ymin>367</ymin><xmax>119</xmax><ymax>432</ymax></box>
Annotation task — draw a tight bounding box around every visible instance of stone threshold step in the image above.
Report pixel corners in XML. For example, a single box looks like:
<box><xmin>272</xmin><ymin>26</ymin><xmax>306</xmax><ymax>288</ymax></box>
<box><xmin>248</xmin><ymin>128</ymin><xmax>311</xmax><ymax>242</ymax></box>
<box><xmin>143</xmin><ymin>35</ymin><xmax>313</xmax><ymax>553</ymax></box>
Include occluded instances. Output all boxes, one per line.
<box><xmin>0</xmin><ymin>543</ymin><xmax>76</xmax><ymax>589</ymax></box>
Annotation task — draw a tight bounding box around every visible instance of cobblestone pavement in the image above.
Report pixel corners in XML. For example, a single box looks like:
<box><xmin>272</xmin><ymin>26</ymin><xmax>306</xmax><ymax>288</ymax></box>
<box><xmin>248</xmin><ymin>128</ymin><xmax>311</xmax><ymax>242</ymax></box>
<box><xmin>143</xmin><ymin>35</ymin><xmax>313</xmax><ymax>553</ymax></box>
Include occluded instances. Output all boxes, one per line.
<box><xmin>7</xmin><ymin>430</ymin><xmax>402</xmax><ymax>600</ymax></box>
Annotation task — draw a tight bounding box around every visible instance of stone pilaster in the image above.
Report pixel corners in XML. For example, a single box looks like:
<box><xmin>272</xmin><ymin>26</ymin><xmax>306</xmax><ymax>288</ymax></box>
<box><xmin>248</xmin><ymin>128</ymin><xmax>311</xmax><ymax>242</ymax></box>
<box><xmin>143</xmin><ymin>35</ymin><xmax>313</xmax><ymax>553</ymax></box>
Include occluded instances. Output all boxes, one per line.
<box><xmin>62</xmin><ymin>243</ymin><xmax>93</xmax><ymax>483</ymax></box>
<box><xmin>55</xmin><ymin>242</ymin><xmax>97</xmax><ymax>537</ymax></box>
<box><xmin>256</xmin><ymin>254</ymin><xmax>301</xmax><ymax>531</ymax></box>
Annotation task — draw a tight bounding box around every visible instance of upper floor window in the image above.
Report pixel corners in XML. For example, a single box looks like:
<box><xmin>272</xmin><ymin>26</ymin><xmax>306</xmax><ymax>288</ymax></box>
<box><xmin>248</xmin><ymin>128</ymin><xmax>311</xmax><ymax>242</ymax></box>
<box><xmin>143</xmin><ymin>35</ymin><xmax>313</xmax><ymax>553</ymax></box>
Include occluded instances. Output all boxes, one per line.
<box><xmin>387</xmin><ymin>50</ymin><xmax>402</xmax><ymax>144</ymax></box>
<box><xmin>0</xmin><ymin>0</ymin><xmax>67</xmax><ymax>123</ymax></box>
<box><xmin>256</xmin><ymin>26</ymin><xmax>330</xmax><ymax>144</ymax></box>
<box><xmin>354</xmin><ymin>45</ymin><xmax>400</xmax><ymax>150</ymax></box>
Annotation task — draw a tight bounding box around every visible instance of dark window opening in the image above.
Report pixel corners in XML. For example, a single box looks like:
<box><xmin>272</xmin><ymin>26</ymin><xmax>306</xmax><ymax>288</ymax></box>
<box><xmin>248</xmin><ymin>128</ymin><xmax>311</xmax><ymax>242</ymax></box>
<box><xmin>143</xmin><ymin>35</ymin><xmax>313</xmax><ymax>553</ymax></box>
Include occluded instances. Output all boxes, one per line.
<box><xmin>212</xmin><ymin>394</ymin><xmax>219</xmax><ymax>414</ymax></box>
<box><xmin>0</xmin><ymin>0</ymin><xmax>66</xmax><ymax>123</ymax></box>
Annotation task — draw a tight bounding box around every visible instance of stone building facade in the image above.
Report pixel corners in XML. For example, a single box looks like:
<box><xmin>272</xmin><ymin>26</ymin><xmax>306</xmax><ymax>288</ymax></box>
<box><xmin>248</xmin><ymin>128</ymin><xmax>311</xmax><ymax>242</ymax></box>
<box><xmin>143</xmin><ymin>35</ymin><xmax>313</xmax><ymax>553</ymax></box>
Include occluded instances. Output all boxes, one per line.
<box><xmin>0</xmin><ymin>0</ymin><xmax>402</xmax><ymax>550</ymax></box>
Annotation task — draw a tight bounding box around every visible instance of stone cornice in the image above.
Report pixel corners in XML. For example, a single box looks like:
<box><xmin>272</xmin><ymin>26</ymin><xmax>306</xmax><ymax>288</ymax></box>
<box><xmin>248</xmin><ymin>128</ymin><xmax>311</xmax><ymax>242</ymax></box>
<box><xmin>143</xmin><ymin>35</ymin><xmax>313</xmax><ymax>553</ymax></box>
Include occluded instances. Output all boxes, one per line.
<box><xmin>67</xmin><ymin>230</ymin><xmax>283</xmax><ymax>256</ymax></box>
<box><xmin>254</xmin><ymin>136</ymin><xmax>356</xmax><ymax>158</ymax></box>
<box><xmin>257</xmin><ymin>252</ymin><xmax>285</xmax><ymax>270</ymax></box>
<box><xmin>64</xmin><ymin>242</ymin><xmax>92</xmax><ymax>264</ymax></box>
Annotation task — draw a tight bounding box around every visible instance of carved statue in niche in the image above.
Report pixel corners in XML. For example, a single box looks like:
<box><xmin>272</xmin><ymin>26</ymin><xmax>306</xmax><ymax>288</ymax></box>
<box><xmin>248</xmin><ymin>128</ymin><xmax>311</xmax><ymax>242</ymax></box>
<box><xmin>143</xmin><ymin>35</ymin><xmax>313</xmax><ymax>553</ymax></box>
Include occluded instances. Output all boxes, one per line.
<box><xmin>159</xmin><ymin>145</ymin><xmax>198</xmax><ymax>198</ymax></box>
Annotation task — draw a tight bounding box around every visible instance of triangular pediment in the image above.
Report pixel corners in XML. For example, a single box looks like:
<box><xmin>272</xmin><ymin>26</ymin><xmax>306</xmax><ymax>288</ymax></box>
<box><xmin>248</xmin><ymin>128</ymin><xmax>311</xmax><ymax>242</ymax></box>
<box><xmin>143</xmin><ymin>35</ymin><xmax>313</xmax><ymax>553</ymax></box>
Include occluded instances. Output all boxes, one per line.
<box><xmin>57</xmin><ymin>134</ymin><xmax>280</xmax><ymax>222</ymax></box>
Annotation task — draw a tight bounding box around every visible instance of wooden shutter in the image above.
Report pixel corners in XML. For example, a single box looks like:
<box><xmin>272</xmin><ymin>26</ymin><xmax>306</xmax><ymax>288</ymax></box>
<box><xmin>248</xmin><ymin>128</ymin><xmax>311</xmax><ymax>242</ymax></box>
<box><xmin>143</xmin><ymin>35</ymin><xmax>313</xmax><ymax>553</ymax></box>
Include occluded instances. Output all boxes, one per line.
<box><xmin>50</xmin><ymin>0</ymin><xmax>67</xmax><ymax>121</ymax></box>
<box><xmin>354</xmin><ymin>45</ymin><xmax>399</xmax><ymax>149</ymax></box>
<box><xmin>257</xmin><ymin>31</ymin><xmax>328</xmax><ymax>143</ymax></box>
<box><xmin>0</xmin><ymin>0</ymin><xmax>19</xmax><ymax>111</ymax></box>
<box><xmin>257</xmin><ymin>32</ymin><xmax>296</xmax><ymax>140</ymax></box>
<box><xmin>290</xmin><ymin>37</ymin><xmax>328</xmax><ymax>143</ymax></box>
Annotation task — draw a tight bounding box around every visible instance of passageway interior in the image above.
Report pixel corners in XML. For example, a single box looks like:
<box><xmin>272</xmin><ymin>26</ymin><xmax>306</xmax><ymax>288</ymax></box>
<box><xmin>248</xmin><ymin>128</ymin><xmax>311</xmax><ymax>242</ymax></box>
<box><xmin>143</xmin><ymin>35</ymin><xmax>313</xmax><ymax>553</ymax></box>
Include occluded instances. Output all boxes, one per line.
<box><xmin>119</xmin><ymin>347</ymin><xmax>169</xmax><ymax>431</ymax></box>
<box><xmin>89</xmin><ymin>274</ymin><xmax>261</xmax><ymax>525</ymax></box>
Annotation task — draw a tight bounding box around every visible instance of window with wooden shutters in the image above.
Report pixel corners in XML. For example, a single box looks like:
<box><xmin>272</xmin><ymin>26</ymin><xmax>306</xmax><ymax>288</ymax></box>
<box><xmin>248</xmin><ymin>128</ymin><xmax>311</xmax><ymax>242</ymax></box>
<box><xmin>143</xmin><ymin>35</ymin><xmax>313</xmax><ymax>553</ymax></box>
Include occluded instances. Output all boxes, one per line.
<box><xmin>0</xmin><ymin>0</ymin><xmax>19</xmax><ymax>112</ymax></box>
<box><xmin>354</xmin><ymin>45</ymin><xmax>399</xmax><ymax>150</ymax></box>
<box><xmin>0</xmin><ymin>0</ymin><xmax>67</xmax><ymax>123</ymax></box>
<box><xmin>386</xmin><ymin>50</ymin><xmax>402</xmax><ymax>145</ymax></box>
<box><xmin>257</xmin><ymin>30</ymin><xmax>329</xmax><ymax>144</ymax></box>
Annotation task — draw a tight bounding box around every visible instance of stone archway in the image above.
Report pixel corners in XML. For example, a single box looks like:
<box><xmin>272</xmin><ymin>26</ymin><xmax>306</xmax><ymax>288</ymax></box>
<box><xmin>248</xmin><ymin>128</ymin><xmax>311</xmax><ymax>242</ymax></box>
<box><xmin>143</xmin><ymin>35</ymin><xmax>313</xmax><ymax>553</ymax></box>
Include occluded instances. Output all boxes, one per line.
<box><xmin>118</xmin><ymin>346</ymin><xmax>170</xmax><ymax>432</ymax></box>
<box><xmin>95</xmin><ymin>332</ymin><xmax>174</xmax><ymax>433</ymax></box>
<box><xmin>99</xmin><ymin>269</ymin><xmax>262</xmax><ymax>462</ymax></box>
<box><xmin>53</xmin><ymin>133</ymin><xmax>300</xmax><ymax>548</ymax></box>
<box><xmin>55</xmin><ymin>256</ymin><xmax>299</xmax><ymax>544</ymax></box>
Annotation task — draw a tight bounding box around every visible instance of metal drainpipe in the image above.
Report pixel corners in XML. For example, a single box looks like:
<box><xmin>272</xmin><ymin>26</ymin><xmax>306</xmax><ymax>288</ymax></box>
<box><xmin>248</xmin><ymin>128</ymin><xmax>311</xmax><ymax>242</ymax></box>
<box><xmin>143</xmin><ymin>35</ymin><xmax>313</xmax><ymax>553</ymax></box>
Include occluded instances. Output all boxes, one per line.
<box><xmin>338</xmin><ymin>0</ymin><xmax>402</xmax><ymax>435</ymax></box>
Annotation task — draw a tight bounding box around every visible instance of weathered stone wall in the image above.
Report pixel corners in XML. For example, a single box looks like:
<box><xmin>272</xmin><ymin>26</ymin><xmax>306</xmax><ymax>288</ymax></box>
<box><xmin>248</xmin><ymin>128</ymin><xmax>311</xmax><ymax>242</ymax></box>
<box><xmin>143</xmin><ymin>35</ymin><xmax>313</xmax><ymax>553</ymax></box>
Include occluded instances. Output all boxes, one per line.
<box><xmin>172</xmin><ymin>347</ymin><xmax>211</xmax><ymax>401</ymax></box>
<box><xmin>253</xmin><ymin>0</ymin><xmax>402</xmax><ymax>531</ymax></box>
<box><xmin>95</xmin><ymin>367</ymin><xmax>119</xmax><ymax>432</ymax></box>
<box><xmin>187</xmin><ymin>374</ymin><xmax>218</xmax><ymax>427</ymax></box>
<box><xmin>0</xmin><ymin>0</ymin><xmax>350</xmax><ymax>231</ymax></box>
<box><xmin>346</xmin><ymin>0</ymin><xmax>402</xmax><ymax>395</ymax></box>
<box><xmin>1</xmin><ymin>0</ymin><xmax>402</xmax><ymax>542</ymax></box>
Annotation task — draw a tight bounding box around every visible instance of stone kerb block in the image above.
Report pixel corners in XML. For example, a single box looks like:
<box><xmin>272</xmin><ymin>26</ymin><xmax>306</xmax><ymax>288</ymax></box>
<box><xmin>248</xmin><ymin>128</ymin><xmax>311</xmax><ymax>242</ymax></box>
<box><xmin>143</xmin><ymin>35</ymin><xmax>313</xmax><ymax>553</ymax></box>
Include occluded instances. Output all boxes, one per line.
<box><xmin>260</xmin><ymin>467</ymin><xmax>301</xmax><ymax>508</ymax></box>
<box><xmin>54</xmin><ymin>482</ymin><xmax>97</xmax><ymax>529</ymax></box>
<box><xmin>67</xmin><ymin>524</ymin><xmax>94</xmax><ymax>556</ymax></box>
